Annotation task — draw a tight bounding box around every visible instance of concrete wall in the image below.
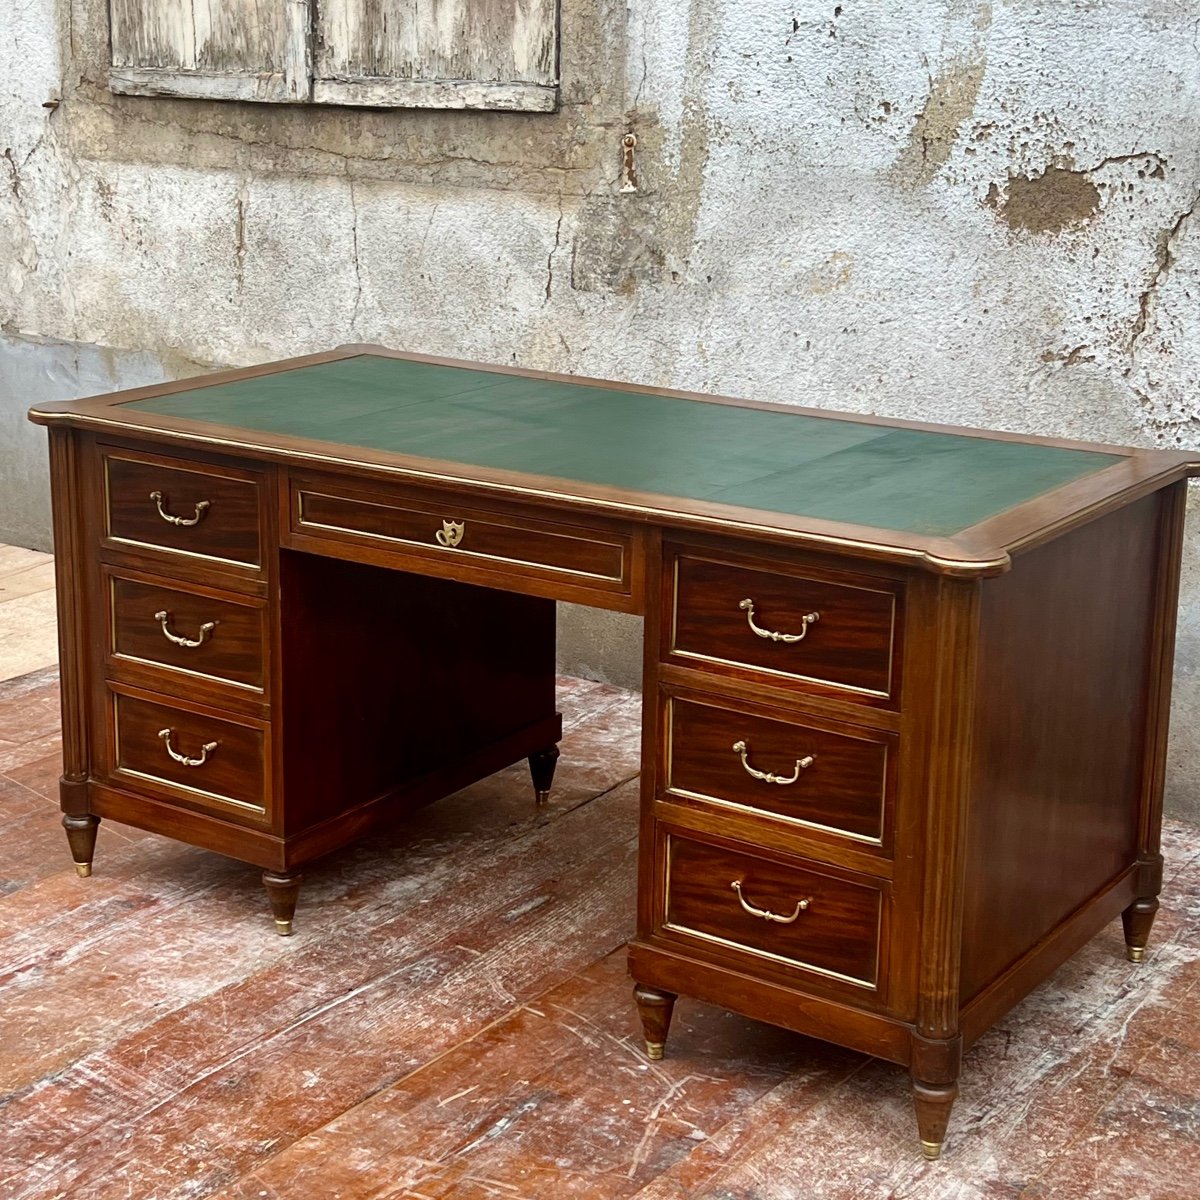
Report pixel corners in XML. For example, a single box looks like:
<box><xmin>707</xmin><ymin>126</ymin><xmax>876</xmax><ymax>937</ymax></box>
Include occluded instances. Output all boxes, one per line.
<box><xmin>2</xmin><ymin>1</ymin><xmax>1198</xmax><ymax>816</ymax></box>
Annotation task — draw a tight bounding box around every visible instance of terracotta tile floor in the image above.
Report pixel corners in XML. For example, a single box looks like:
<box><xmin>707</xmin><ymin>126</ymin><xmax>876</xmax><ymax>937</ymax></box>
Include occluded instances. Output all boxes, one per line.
<box><xmin>0</xmin><ymin>545</ymin><xmax>58</xmax><ymax>683</ymax></box>
<box><xmin>1</xmin><ymin>551</ymin><xmax>1199</xmax><ymax>1198</ymax></box>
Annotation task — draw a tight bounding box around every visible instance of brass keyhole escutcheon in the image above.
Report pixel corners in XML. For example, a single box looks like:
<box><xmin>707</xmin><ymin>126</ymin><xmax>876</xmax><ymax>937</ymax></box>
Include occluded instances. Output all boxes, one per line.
<box><xmin>435</xmin><ymin>519</ymin><xmax>465</xmax><ymax>548</ymax></box>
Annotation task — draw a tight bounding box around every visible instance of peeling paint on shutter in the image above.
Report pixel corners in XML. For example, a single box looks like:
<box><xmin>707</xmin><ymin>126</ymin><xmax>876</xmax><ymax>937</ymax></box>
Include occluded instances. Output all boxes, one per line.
<box><xmin>314</xmin><ymin>0</ymin><xmax>559</xmax><ymax>112</ymax></box>
<box><xmin>109</xmin><ymin>0</ymin><xmax>312</xmax><ymax>102</ymax></box>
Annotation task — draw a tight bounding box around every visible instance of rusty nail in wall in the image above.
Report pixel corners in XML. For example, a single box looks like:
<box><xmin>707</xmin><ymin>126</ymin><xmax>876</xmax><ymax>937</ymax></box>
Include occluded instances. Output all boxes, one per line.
<box><xmin>620</xmin><ymin>133</ymin><xmax>639</xmax><ymax>194</ymax></box>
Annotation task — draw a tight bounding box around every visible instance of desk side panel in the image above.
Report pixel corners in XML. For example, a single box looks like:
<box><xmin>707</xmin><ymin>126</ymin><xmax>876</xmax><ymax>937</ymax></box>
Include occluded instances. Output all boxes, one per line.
<box><xmin>959</xmin><ymin>494</ymin><xmax>1161</xmax><ymax>1005</ymax></box>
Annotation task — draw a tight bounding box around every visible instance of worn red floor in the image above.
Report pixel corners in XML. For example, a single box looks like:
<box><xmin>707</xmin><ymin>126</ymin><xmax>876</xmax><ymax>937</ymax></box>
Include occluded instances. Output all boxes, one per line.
<box><xmin>1</xmin><ymin>667</ymin><xmax>1198</xmax><ymax>1199</ymax></box>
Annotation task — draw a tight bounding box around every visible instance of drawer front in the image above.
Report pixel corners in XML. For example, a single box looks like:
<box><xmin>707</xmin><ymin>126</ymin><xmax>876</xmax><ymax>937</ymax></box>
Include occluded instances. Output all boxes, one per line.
<box><xmin>294</xmin><ymin>482</ymin><xmax>631</xmax><ymax>591</ymax></box>
<box><xmin>105</xmin><ymin>450</ymin><xmax>262</xmax><ymax>567</ymax></box>
<box><xmin>663</xmin><ymin>833</ymin><xmax>883</xmax><ymax>989</ymax></box>
<box><xmin>109</xmin><ymin>575</ymin><xmax>266</xmax><ymax>691</ymax></box>
<box><xmin>670</xmin><ymin>552</ymin><xmax>898</xmax><ymax>700</ymax></box>
<box><xmin>110</xmin><ymin>691</ymin><xmax>268</xmax><ymax>820</ymax></box>
<box><xmin>667</xmin><ymin>696</ymin><xmax>892</xmax><ymax>845</ymax></box>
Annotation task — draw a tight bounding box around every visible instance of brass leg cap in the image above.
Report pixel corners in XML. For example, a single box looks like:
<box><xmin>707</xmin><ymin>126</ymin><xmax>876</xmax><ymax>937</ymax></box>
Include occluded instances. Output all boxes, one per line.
<box><xmin>535</xmin><ymin>789</ymin><xmax>551</xmax><ymax>807</ymax></box>
<box><xmin>274</xmin><ymin>919</ymin><xmax>294</xmax><ymax>937</ymax></box>
<box><xmin>1126</xmin><ymin>945</ymin><xmax>1146</xmax><ymax>963</ymax></box>
<box><xmin>645</xmin><ymin>1042</ymin><xmax>665</xmax><ymax>1061</ymax></box>
<box><xmin>921</xmin><ymin>1140</ymin><xmax>943</xmax><ymax>1161</ymax></box>
<box><xmin>74</xmin><ymin>862</ymin><xmax>92</xmax><ymax>878</ymax></box>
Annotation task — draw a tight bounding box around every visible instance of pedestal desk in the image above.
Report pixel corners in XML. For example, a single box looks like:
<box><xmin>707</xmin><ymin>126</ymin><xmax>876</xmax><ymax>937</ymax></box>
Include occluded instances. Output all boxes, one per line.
<box><xmin>29</xmin><ymin>346</ymin><xmax>1198</xmax><ymax>1157</ymax></box>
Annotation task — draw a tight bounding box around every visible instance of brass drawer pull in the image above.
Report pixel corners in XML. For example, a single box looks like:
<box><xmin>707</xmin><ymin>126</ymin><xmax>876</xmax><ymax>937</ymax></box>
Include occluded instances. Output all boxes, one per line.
<box><xmin>435</xmin><ymin>519</ymin><xmax>465</xmax><ymax>548</ymax></box>
<box><xmin>154</xmin><ymin>610</ymin><xmax>216</xmax><ymax>649</ymax></box>
<box><xmin>150</xmin><ymin>490</ymin><xmax>210</xmax><ymax>527</ymax></box>
<box><xmin>731</xmin><ymin>880</ymin><xmax>811</xmax><ymax>924</ymax></box>
<box><xmin>739</xmin><ymin>598</ymin><xmax>819</xmax><ymax>643</ymax></box>
<box><xmin>158</xmin><ymin>728</ymin><xmax>218</xmax><ymax>767</ymax></box>
<box><xmin>732</xmin><ymin>739</ymin><xmax>814</xmax><ymax>785</ymax></box>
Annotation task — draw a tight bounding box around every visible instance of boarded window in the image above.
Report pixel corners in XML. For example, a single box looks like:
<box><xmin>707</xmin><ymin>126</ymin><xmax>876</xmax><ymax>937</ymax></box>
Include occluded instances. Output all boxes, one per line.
<box><xmin>108</xmin><ymin>0</ymin><xmax>560</xmax><ymax>111</ymax></box>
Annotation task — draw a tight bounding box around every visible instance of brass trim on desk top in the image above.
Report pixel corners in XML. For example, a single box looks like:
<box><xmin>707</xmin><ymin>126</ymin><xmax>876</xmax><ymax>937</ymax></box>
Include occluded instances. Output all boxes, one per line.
<box><xmin>29</xmin><ymin>344</ymin><xmax>1200</xmax><ymax>579</ymax></box>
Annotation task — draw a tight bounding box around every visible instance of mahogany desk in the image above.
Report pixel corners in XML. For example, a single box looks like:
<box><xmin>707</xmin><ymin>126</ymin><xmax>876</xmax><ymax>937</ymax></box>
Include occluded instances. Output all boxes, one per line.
<box><xmin>29</xmin><ymin>346</ymin><xmax>1198</xmax><ymax>1157</ymax></box>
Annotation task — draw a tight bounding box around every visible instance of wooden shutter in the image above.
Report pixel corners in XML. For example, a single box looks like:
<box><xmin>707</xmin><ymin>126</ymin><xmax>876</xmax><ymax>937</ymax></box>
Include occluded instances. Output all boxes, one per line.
<box><xmin>313</xmin><ymin>0</ymin><xmax>559</xmax><ymax>112</ymax></box>
<box><xmin>109</xmin><ymin>0</ymin><xmax>311</xmax><ymax>102</ymax></box>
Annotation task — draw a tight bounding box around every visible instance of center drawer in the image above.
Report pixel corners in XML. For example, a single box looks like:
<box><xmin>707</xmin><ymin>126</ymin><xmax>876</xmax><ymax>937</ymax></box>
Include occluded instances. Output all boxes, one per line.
<box><xmin>289</xmin><ymin>475</ymin><xmax>636</xmax><ymax>603</ymax></box>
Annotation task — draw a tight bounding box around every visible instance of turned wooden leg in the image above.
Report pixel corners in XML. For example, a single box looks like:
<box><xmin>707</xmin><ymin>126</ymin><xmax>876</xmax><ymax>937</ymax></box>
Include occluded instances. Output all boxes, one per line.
<box><xmin>633</xmin><ymin>983</ymin><xmax>676</xmax><ymax>1061</ymax></box>
<box><xmin>528</xmin><ymin>745</ymin><xmax>561</xmax><ymax>807</ymax></box>
<box><xmin>63</xmin><ymin>813</ymin><xmax>100</xmax><ymax>878</ymax></box>
<box><xmin>1122</xmin><ymin>897</ymin><xmax>1159</xmax><ymax>964</ymax></box>
<box><xmin>910</xmin><ymin>1033</ymin><xmax>961</xmax><ymax>1161</ymax></box>
<box><xmin>912</xmin><ymin>1077</ymin><xmax>958</xmax><ymax>1161</ymax></box>
<box><xmin>262</xmin><ymin>870</ymin><xmax>303</xmax><ymax>937</ymax></box>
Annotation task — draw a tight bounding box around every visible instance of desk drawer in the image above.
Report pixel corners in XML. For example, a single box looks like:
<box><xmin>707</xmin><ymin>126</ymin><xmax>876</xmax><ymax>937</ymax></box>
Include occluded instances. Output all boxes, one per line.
<box><xmin>107</xmin><ymin>690</ymin><xmax>268</xmax><ymax>822</ymax></box>
<box><xmin>666</xmin><ymin>695</ymin><xmax>893</xmax><ymax>846</ymax></box>
<box><xmin>662</xmin><ymin>832</ymin><xmax>883</xmax><ymax>990</ymax></box>
<box><xmin>104</xmin><ymin>448</ymin><xmax>262</xmax><ymax>567</ymax></box>
<box><xmin>669</xmin><ymin>550</ymin><xmax>899</xmax><ymax>700</ymax></box>
<box><xmin>108</xmin><ymin>572</ymin><xmax>266</xmax><ymax>693</ymax></box>
<box><xmin>292</xmin><ymin>480</ymin><xmax>633</xmax><ymax>597</ymax></box>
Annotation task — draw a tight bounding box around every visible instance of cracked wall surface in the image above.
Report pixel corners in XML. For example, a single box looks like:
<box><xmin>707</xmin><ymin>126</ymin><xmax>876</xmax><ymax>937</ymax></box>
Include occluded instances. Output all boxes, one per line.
<box><xmin>2</xmin><ymin>0</ymin><xmax>1200</xmax><ymax>816</ymax></box>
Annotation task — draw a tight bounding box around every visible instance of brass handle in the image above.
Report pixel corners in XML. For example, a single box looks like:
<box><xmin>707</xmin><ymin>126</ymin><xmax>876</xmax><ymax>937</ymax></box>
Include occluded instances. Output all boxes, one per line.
<box><xmin>154</xmin><ymin>610</ymin><xmax>216</xmax><ymax>649</ymax></box>
<box><xmin>739</xmin><ymin>598</ymin><xmax>819</xmax><ymax>643</ymax></box>
<box><xmin>158</xmin><ymin>728</ymin><xmax>218</xmax><ymax>767</ymax></box>
<box><xmin>150</xmin><ymin>490</ymin><xmax>210</xmax><ymax>527</ymax></box>
<box><xmin>732</xmin><ymin>740</ymin><xmax>814</xmax><ymax>785</ymax></box>
<box><xmin>435</xmin><ymin>519</ymin><xmax>465</xmax><ymax>548</ymax></box>
<box><xmin>731</xmin><ymin>880</ymin><xmax>811</xmax><ymax>924</ymax></box>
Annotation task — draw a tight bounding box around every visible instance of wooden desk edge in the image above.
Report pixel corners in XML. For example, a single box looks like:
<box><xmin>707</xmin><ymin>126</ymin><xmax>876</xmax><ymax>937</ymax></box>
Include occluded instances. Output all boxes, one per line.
<box><xmin>26</xmin><ymin>406</ymin><xmax>1007</xmax><ymax>577</ymax></box>
<box><xmin>29</xmin><ymin>357</ymin><xmax>1200</xmax><ymax>582</ymax></box>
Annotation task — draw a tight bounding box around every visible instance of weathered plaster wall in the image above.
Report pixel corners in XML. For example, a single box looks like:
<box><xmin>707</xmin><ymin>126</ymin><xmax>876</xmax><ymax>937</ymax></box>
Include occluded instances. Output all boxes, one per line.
<box><xmin>2</xmin><ymin>1</ymin><xmax>1199</xmax><ymax>814</ymax></box>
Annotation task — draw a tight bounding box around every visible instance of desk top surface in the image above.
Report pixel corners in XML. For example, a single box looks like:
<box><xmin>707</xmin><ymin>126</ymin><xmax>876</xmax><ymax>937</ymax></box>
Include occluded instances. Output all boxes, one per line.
<box><xmin>29</xmin><ymin>346</ymin><xmax>1197</xmax><ymax>575</ymax></box>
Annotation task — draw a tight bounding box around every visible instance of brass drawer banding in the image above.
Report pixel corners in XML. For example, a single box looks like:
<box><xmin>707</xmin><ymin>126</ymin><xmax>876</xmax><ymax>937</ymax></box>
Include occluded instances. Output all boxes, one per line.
<box><xmin>108</xmin><ymin>573</ymin><xmax>266</xmax><ymax>694</ymax></box>
<box><xmin>667</xmin><ymin>696</ymin><xmax>892</xmax><ymax>846</ymax></box>
<box><xmin>662</xmin><ymin>833</ymin><xmax>883</xmax><ymax>989</ymax></box>
<box><xmin>109</xmin><ymin>690</ymin><xmax>268</xmax><ymax>819</ymax></box>
<box><xmin>104</xmin><ymin>448</ymin><xmax>263</xmax><ymax>568</ymax></box>
<box><xmin>291</xmin><ymin>478</ymin><xmax>636</xmax><ymax>599</ymax></box>
<box><xmin>671</xmin><ymin>551</ymin><xmax>899</xmax><ymax>701</ymax></box>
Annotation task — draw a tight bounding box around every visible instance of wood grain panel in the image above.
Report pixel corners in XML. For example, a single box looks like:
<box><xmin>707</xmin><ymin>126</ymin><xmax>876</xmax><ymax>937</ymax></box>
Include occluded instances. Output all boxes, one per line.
<box><xmin>277</xmin><ymin>551</ymin><xmax>559</xmax><ymax>842</ymax></box>
<box><xmin>670</xmin><ymin>550</ymin><xmax>899</xmax><ymax>701</ymax></box>
<box><xmin>662</xmin><ymin>833</ymin><xmax>884</xmax><ymax>989</ymax></box>
<box><xmin>104</xmin><ymin>449</ymin><xmax>262</xmax><ymax>567</ymax></box>
<box><xmin>108</xmin><ymin>689</ymin><xmax>268</xmax><ymax>821</ymax></box>
<box><xmin>958</xmin><ymin>496</ymin><xmax>1159</xmax><ymax>1002</ymax></box>
<box><xmin>666</xmin><ymin>694</ymin><xmax>892</xmax><ymax>845</ymax></box>
<box><xmin>109</xmin><ymin>573</ymin><xmax>265</xmax><ymax>691</ymax></box>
